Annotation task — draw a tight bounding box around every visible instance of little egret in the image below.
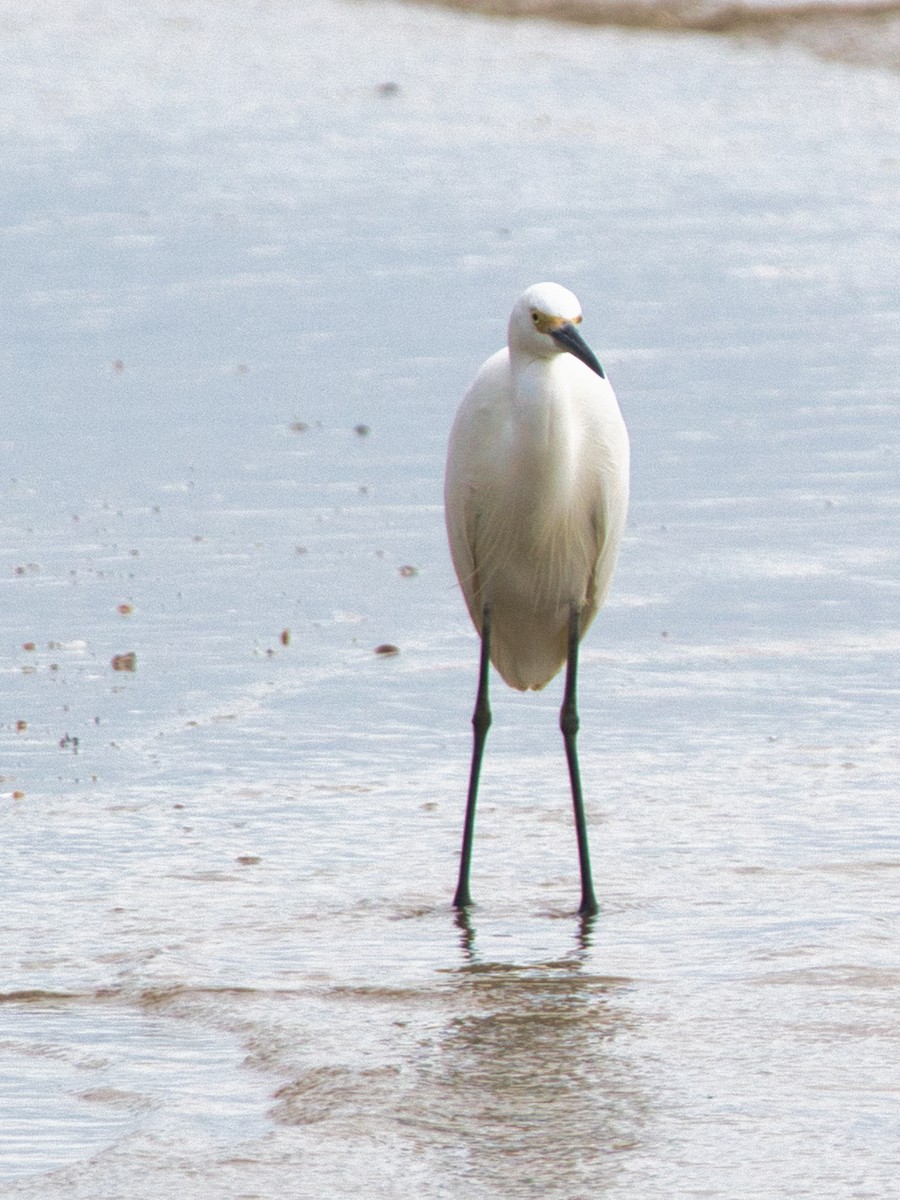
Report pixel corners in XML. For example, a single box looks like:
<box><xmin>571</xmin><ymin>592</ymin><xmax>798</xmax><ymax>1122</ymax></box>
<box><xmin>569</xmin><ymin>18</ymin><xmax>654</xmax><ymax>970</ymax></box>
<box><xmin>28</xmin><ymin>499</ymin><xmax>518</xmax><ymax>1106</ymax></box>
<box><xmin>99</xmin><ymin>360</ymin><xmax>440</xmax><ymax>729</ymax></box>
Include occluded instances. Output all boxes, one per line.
<box><xmin>444</xmin><ymin>282</ymin><xmax>630</xmax><ymax>915</ymax></box>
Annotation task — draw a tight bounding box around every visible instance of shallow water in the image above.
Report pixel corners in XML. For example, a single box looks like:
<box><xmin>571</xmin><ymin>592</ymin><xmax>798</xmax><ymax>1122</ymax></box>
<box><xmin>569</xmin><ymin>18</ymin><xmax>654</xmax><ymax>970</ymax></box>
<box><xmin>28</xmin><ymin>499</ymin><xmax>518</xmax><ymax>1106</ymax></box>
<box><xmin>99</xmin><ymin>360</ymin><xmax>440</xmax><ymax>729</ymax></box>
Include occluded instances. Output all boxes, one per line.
<box><xmin>1</xmin><ymin>0</ymin><xmax>899</xmax><ymax>1196</ymax></box>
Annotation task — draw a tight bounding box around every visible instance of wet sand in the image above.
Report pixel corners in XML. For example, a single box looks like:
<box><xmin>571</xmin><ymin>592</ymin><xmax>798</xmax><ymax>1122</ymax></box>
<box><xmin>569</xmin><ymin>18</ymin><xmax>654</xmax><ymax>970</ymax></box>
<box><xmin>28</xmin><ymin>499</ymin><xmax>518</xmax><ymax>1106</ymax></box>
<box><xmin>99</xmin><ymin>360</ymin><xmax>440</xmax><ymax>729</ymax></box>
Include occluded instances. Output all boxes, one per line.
<box><xmin>423</xmin><ymin>0</ymin><xmax>900</xmax><ymax>68</ymax></box>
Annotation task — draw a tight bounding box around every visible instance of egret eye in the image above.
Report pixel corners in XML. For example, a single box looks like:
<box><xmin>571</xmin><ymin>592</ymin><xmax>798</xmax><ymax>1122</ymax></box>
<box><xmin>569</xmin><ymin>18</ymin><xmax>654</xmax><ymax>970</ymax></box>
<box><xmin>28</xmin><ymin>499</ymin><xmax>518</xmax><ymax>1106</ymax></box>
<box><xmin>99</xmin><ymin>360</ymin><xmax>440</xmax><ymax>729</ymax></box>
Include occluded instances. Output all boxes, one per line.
<box><xmin>531</xmin><ymin>311</ymin><xmax>540</xmax><ymax>324</ymax></box>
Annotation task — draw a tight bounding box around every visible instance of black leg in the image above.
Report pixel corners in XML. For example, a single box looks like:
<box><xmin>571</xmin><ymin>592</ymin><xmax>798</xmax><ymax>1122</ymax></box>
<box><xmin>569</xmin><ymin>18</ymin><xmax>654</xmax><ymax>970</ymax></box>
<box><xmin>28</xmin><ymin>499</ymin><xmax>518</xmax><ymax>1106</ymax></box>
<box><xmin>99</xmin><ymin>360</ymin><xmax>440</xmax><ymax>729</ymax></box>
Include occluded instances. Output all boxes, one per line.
<box><xmin>453</xmin><ymin>603</ymin><xmax>492</xmax><ymax>909</ymax></box>
<box><xmin>560</xmin><ymin>605</ymin><xmax>599</xmax><ymax>917</ymax></box>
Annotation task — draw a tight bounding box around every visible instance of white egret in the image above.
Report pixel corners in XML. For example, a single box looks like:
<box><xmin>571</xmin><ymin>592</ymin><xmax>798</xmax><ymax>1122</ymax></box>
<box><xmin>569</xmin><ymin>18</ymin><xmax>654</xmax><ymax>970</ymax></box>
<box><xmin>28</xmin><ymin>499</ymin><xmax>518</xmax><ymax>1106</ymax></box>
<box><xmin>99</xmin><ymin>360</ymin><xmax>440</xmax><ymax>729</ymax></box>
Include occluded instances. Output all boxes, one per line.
<box><xmin>444</xmin><ymin>282</ymin><xmax>630</xmax><ymax>915</ymax></box>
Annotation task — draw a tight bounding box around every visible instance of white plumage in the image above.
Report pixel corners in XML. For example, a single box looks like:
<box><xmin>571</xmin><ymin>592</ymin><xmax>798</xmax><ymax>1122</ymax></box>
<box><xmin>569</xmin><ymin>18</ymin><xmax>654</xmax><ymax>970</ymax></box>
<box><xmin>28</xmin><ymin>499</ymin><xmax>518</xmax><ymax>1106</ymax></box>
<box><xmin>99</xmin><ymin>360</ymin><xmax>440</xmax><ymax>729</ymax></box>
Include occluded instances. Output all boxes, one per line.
<box><xmin>445</xmin><ymin>282</ymin><xmax>629</xmax><ymax>691</ymax></box>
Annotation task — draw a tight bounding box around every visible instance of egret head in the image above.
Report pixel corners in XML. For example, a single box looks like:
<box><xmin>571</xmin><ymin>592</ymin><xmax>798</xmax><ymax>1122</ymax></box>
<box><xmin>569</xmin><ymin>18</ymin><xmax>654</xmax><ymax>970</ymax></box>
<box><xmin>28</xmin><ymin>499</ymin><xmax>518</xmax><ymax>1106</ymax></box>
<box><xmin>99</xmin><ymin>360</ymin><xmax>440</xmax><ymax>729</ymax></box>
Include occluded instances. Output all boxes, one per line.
<box><xmin>508</xmin><ymin>282</ymin><xmax>605</xmax><ymax>378</ymax></box>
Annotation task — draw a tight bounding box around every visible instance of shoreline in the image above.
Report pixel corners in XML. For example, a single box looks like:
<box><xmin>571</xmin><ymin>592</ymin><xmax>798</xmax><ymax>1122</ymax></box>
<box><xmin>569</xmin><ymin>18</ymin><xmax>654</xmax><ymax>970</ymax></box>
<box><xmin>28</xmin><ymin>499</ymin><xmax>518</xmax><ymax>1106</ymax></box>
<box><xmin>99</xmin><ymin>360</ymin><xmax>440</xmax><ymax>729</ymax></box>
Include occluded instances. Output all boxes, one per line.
<box><xmin>411</xmin><ymin>0</ymin><xmax>900</xmax><ymax>67</ymax></box>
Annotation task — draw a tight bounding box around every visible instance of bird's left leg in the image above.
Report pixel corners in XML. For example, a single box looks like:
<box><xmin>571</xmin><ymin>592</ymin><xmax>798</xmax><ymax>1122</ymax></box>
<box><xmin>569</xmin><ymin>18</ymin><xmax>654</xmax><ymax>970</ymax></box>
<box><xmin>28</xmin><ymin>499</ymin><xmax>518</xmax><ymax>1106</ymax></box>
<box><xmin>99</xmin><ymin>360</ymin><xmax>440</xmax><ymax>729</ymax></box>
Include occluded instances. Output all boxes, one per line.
<box><xmin>560</xmin><ymin>603</ymin><xmax>599</xmax><ymax>917</ymax></box>
<box><xmin>453</xmin><ymin>603</ymin><xmax>493</xmax><ymax>909</ymax></box>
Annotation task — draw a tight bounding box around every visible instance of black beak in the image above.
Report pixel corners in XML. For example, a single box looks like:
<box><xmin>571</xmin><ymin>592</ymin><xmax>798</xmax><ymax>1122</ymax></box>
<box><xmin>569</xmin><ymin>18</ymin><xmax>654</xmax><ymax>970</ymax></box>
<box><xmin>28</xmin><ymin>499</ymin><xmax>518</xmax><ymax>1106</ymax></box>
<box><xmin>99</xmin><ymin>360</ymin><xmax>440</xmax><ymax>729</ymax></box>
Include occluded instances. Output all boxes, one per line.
<box><xmin>550</xmin><ymin>322</ymin><xmax>606</xmax><ymax>379</ymax></box>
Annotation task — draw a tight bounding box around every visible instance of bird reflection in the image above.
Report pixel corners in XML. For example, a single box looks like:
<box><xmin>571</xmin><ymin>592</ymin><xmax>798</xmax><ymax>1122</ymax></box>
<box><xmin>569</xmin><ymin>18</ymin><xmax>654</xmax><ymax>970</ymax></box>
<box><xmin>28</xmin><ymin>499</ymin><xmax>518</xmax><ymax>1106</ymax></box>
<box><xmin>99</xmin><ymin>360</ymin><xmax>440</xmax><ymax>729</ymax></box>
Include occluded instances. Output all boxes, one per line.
<box><xmin>453</xmin><ymin>903</ymin><xmax>480</xmax><ymax>961</ymax></box>
<box><xmin>427</xmin><ymin>908</ymin><xmax>640</xmax><ymax>1195</ymax></box>
<box><xmin>454</xmin><ymin>904</ymin><xmax>597</xmax><ymax>964</ymax></box>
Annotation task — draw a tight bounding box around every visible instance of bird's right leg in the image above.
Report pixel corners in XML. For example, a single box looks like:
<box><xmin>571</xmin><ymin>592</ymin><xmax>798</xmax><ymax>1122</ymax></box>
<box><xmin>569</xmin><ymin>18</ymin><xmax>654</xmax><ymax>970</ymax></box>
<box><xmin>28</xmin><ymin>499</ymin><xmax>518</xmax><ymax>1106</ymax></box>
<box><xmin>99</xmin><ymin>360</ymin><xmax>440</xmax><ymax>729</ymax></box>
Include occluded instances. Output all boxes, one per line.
<box><xmin>453</xmin><ymin>603</ymin><xmax>492</xmax><ymax>909</ymax></box>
